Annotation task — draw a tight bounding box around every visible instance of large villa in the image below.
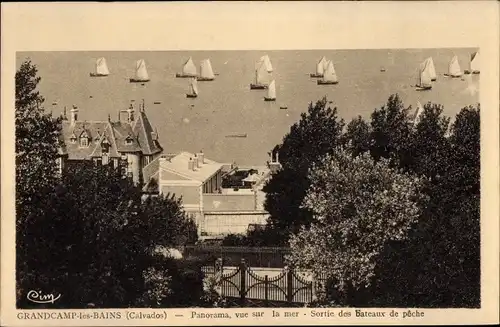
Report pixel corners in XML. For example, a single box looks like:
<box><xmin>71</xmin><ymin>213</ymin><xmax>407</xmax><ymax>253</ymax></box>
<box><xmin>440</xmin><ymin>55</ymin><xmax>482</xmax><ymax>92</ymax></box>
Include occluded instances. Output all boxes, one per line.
<box><xmin>56</xmin><ymin>101</ymin><xmax>281</xmax><ymax>239</ymax></box>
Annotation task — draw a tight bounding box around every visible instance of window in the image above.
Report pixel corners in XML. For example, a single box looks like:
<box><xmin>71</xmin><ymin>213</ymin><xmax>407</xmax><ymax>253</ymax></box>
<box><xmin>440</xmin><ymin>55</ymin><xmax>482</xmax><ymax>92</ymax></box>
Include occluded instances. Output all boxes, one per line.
<box><xmin>96</xmin><ymin>157</ymin><xmax>102</xmax><ymax>165</ymax></box>
<box><xmin>112</xmin><ymin>158</ymin><xmax>118</xmax><ymax>169</ymax></box>
<box><xmin>80</xmin><ymin>137</ymin><xmax>89</xmax><ymax>147</ymax></box>
<box><xmin>125</xmin><ymin>136</ymin><xmax>133</xmax><ymax>145</ymax></box>
<box><xmin>69</xmin><ymin>134</ymin><xmax>77</xmax><ymax>144</ymax></box>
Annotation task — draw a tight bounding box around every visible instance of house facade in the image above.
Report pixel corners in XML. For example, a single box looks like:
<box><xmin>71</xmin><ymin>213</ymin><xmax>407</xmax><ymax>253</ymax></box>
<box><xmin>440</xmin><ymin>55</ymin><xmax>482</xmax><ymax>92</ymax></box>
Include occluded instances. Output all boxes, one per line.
<box><xmin>57</xmin><ymin>101</ymin><xmax>163</xmax><ymax>184</ymax></box>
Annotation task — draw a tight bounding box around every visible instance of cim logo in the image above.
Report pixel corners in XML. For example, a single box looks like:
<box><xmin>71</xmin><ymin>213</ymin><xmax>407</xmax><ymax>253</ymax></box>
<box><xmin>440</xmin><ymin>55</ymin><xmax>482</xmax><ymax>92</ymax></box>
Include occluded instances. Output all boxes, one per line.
<box><xmin>27</xmin><ymin>290</ymin><xmax>61</xmax><ymax>304</ymax></box>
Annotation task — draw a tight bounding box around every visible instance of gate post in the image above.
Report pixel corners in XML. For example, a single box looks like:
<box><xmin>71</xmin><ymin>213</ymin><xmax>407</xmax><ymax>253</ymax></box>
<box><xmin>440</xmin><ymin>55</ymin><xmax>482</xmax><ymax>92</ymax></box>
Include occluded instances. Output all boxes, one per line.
<box><xmin>239</xmin><ymin>259</ymin><xmax>246</xmax><ymax>306</ymax></box>
<box><xmin>286</xmin><ymin>266</ymin><xmax>293</xmax><ymax>303</ymax></box>
<box><xmin>264</xmin><ymin>275</ymin><xmax>269</xmax><ymax>306</ymax></box>
<box><xmin>311</xmin><ymin>271</ymin><xmax>317</xmax><ymax>302</ymax></box>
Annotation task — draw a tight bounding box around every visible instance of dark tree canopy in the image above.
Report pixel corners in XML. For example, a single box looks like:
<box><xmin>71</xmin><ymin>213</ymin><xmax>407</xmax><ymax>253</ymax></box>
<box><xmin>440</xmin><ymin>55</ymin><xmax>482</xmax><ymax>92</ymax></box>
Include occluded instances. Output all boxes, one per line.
<box><xmin>262</xmin><ymin>98</ymin><xmax>345</xmax><ymax>244</ymax></box>
<box><xmin>15</xmin><ymin>60</ymin><xmax>203</xmax><ymax>309</ymax></box>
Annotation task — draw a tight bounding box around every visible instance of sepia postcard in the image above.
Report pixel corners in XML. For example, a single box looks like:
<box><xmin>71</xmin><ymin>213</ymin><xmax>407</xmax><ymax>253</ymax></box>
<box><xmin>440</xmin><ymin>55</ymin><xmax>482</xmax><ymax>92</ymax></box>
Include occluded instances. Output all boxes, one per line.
<box><xmin>1</xmin><ymin>1</ymin><xmax>499</xmax><ymax>326</ymax></box>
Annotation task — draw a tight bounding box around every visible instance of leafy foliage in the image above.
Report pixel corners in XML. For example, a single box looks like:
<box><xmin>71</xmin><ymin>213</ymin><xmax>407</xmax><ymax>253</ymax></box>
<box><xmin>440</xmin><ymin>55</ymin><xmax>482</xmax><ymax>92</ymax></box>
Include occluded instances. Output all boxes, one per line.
<box><xmin>15</xmin><ymin>59</ymin><xmax>63</xmax><ymax>303</ymax></box>
<box><xmin>288</xmin><ymin>148</ymin><xmax>426</xmax><ymax>296</ymax></box>
<box><xmin>262</xmin><ymin>98</ymin><xmax>345</xmax><ymax>244</ymax></box>
<box><xmin>15</xmin><ymin>60</ymin><xmax>206</xmax><ymax>309</ymax></box>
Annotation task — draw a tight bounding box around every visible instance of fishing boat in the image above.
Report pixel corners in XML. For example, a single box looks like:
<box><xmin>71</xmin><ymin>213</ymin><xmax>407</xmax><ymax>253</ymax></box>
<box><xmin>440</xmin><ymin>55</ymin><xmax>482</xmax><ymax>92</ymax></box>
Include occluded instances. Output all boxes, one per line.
<box><xmin>250</xmin><ymin>61</ymin><xmax>270</xmax><ymax>89</ymax></box>
<box><xmin>264</xmin><ymin>80</ymin><xmax>277</xmax><ymax>101</ymax></box>
<box><xmin>465</xmin><ymin>51</ymin><xmax>480</xmax><ymax>74</ymax></box>
<box><xmin>90</xmin><ymin>57</ymin><xmax>110</xmax><ymax>77</ymax></box>
<box><xmin>280</xmin><ymin>105</ymin><xmax>288</xmax><ymax>110</ymax></box>
<box><xmin>197</xmin><ymin>59</ymin><xmax>215</xmax><ymax>81</ymax></box>
<box><xmin>380</xmin><ymin>67</ymin><xmax>386</xmax><ymax>72</ymax></box>
<box><xmin>317</xmin><ymin>61</ymin><xmax>339</xmax><ymax>85</ymax></box>
<box><xmin>129</xmin><ymin>59</ymin><xmax>150</xmax><ymax>83</ymax></box>
<box><xmin>257</xmin><ymin>55</ymin><xmax>273</xmax><ymax>73</ymax></box>
<box><xmin>425</xmin><ymin>57</ymin><xmax>437</xmax><ymax>81</ymax></box>
<box><xmin>225</xmin><ymin>134</ymin><xmax>248</xmax><ymax>138</ymax></box>
<box><xmin>444</xmin><ymin>55</ymin><xmax>463</xmax><ymax>78</ymax></box>
<box><xmin>416</xmin><ymin>60</ymin><xmax>432</xmax><ymax>91</ymax></box>
<box><xmin>176</xmin><ymin>57</ymin><xmax>198</xmax><ymax>78</ymax></box>
<box><xmin>186</xmin><ymin>78</ymin><xmax>199</xmax><ymax>98</ymax></box>
<box><xmin>310</xmin><ymin>56</ymin><xmax>327</xmax><ymax>78</ymax></box>
<box><xmin>412</xmin><ymin>101</ymin><xmax>424</xmax><ymax>126</ymax></box>
<box><xmin>153</xmin><ymin>101</ymin><xmax>161</xmax><ymax>105</ymax></box>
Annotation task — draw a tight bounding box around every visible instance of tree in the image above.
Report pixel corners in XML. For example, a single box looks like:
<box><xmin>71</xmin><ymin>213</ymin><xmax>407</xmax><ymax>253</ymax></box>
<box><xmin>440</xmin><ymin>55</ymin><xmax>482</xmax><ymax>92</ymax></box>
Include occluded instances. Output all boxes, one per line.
<box><xmin>369</xmin><ymin>94</ymin><xmax>414</xmax><ymax>169</ymax></box>
<box><xmin>288</xmin><ymin>148</ymin><xmax>426</xmax><ymax>305</ymax></box>
<box><xmin>15</xmin><ymin>59</ymin><xmax>62</xmax><ymax>301</ymax></box>
<box><xmin>15</xmin><ymin>60</ymin><xmax>205</xmax><ymax>308</ymax></box>
<box><xmin>368</xmin><ymin>104</ymin><xmax>480</xmax><ymax>308</ymax></box>
<box><xmin>17</xmin><ymin>161</ymin><xmax>201</xmax><ymax>308</ymax></box>
<box><xmin>408</xmin><ymin>102</ymin><xmax>451</xmax><ymax>178</ymax></box>
<box><xmin>262</xmin><ymin>98</ymin><xmax>345</xmax><ymax>244</ymax></box>
<box><xmin>343</xmin><ymin>115</ymin><xmax>372</xmax><ymax>157</ymax></box>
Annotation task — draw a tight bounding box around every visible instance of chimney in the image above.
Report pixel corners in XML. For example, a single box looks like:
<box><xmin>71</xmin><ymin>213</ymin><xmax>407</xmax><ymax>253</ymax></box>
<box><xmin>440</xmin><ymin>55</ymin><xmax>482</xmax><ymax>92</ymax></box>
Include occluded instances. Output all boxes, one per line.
<box><xmin>193</xmin><ymin>154</ymin><xmax>199</xmax><ymax>169</ymax></box>
<box><xmin>198</xmin><ymin>150</ymin><xmax>204</xmax><ymax>164</ymax></box>
<box><xmin>70</xmin><ymin>105</ymin><xmax>79</xmax><ymax>125</ymax></box>
<box><xmin>126</xmin><ymin>104</ymin><xmax>135</xmax><ymax>124</ymax></box>
<box><xmin>188</xmin><ymin>157</ymin><xmax>195</xmax><ymax>171</ymax></box>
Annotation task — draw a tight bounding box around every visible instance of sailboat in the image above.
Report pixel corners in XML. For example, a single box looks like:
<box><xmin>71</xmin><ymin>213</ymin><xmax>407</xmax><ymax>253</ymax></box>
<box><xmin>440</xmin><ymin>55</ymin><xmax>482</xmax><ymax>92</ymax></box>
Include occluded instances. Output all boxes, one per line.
<box><xmin>197</xmin><ymin>59</ymin><xmax>215</xmax><ymax>81</ymax></box>
<box><xmin>465</xmin><ymin>52</ymin><xmax>480</xmax><ymax>74</ymax></box>
<box><xmin>445</xmin><ymin>55</ymin><xmax>463</xmax><ymax>78</ymax></box>
<box><xmin>90</xmin><ymin>57</ymin><xmax>110</xmax><ymax>77</ymax></box>
<box><xmin>250</xmin><ymin>61</ymin><xmax>270</xmax><ymax>89</ymax></box>
<box><xmin>129</xmin><ymin>59</ymin><xmax>150</xmax><ymax>83</ymax></box>
<box><xmin>425</xmin><ymin>57</ymin><xmax>437</xmax><ymax>81</ymax></box>
<box><xmin>412</xmin><ymin>101</ymin><xmax>425</xmax><ymax>126</ymax></box>
<box><xmin>176</xmin><ymin>57</ymin><xmax>198</xmax><ymax>78</ymax></box>
<box><xmin>416</xmin><ymin>60</ymin><xmax>432</xmax><ymax>91</ymax></box>
<box><xmin>310</xmin><ymin>56</ymin><xmax>327</xmax><ymax>78</ymax></box>
<box><xmin>186</xmin><ymin>78</ymin><xmax>199</xmax><ymax>98</ymax></box>
<box><xmin>317</xmin><ymin>61</ymin><xmax>339</xmax><ymax>85</ymax></box>
<box><xmin>257</xmin><ymin>55</ymin><xmax>273</xmax><ymax>73</ymax></box>
<box><xmin>264</xmin><ymin>80</ymin><xmax>276</xmax><ymax>101</ymax></box>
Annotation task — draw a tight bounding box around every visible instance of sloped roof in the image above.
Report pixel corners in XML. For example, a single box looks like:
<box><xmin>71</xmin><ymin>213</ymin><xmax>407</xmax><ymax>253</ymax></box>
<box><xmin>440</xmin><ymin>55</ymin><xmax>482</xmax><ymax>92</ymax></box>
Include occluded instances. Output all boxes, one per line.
<box><xmin>159</xmin><ymin>151</ymin><xmax>224</xmax><ymax>183</ymax></box>
<box><xmin>61</xmin><ymin>121</ymin><xmax>114</xmax><ymax>159</ymax></box>
<box><xmin>132</xmin><ymin>110</ymin><xmax>163</xmax><ymax>155</ymax></box>
<box><xmin>58</xmin><ymin>104</ymin><xmax>164</xmax><ymax>162</ymax></box>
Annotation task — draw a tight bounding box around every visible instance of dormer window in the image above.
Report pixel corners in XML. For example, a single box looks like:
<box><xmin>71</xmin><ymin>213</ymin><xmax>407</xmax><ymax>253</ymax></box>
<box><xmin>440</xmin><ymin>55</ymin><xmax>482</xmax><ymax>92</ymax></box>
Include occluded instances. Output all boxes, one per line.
<box><xmin>101</xmin><ymin>137</ymin><xmax>110</xmax><ymax>153</ymax></box>
<box><xmin>80</xmin><ymin>137</ymin><xmax>89</xmax><ymax>147</ymax></box>
<box><xmin>94</xmin><ymin>132</ymin><xmax>101</xmax><ymax>144</ymax></box>
<box><xmin>125</xmin><ymin>135</ymin><xmax>134</xmax><ymax>145</ymax></box>
<box><xmin>79</xmin><ymin>130</ymin><xmax>90</xmax><ymax>148</ymax></box>
<box><xmin>69</xmin><ymin>133</ymin><xmax>77</xmax><ymax>144</ymax></box>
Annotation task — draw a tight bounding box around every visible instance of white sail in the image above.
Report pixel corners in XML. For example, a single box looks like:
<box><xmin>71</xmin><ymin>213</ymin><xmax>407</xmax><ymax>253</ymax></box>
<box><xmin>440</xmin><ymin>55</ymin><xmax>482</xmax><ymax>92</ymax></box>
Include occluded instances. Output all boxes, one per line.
<box><xmin>182</xmin><ymin>57</ymin><xmax>197</xmax><ymax>76</ymax></box>
<box><xmin>316</xmin><ymin>56</ymin><xmax>327</xmax><ymax>75</ymax></box>
<box><xmin>259</xmin><ymin>55</ymin><xmax>273</xmax><ymax>72</ymax></box>
<box><xmin>200</xmin><ymin>59</ymin><xmax>215</xmax><ymax>79</ymax></box>
<box><xmin>190</xmin><ymin>78</ymin><xmax>198</xmax><ymax>95</ymax></box>
<box><xmin>255</xmin><ymin>61</ymin><xmax>269</xmax><ymax>85</ymax></box>
<box><xmin>418</xmin><ymin>60</ymin><xmax>432</xmax><ymax>88</ymax></box>
<box><xmin>135</xmin><ymin>59</ymin><xmax>149</xmax><ymax>81</ymax></box>
<box><xmin>267</xmin><ymin>80</ymin><xmax>276</xmax><ymax>99</ymax></box>
<box><xmin>95</xmin><ymin>57</ymin><xmax>110</xmax><ymax>75</ymax></box>
<box><xmin>323</xmin><ymin>61</ymin><xmax>338</xmax><ymax>82</ymax></box>
<box><xmin>448</xmin><ymin>55</ymin><xmax>462</xmax><ymax>77</ymax></box>
<box><xmin>413</xmin><ymin>101</ymin><xmax>424</xmax><ymax>126</ymax></box>
<box><xmin>470</xmin><ymin>52</ymin><xmax>480</xmax><ymax>73</ymax></box>
<box><xmin>425</xmin><ymin>57</ymin><xmax>436</xmax><ymax>80</ymax></box>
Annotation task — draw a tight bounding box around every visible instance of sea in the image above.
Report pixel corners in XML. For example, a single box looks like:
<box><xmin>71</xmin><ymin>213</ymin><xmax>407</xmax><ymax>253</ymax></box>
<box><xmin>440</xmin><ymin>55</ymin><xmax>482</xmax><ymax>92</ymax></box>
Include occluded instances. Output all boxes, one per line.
<box><xmin>17</xmin><ymin>48</ymin><xmax>479</xmax><ymax>165</ymax></box>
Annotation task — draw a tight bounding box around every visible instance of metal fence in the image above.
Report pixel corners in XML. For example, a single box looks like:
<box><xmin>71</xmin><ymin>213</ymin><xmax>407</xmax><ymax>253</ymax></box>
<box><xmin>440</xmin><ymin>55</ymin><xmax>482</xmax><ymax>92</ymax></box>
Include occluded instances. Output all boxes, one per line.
<box><xmin>184</xmin><ymin>245</ymin><xmax>291</xmax><ymax>268</ymax></box>
<box><xmin>201</xmin><ymin>259</ymin><xmax>329</xmax><ymax>307</ymax></box>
